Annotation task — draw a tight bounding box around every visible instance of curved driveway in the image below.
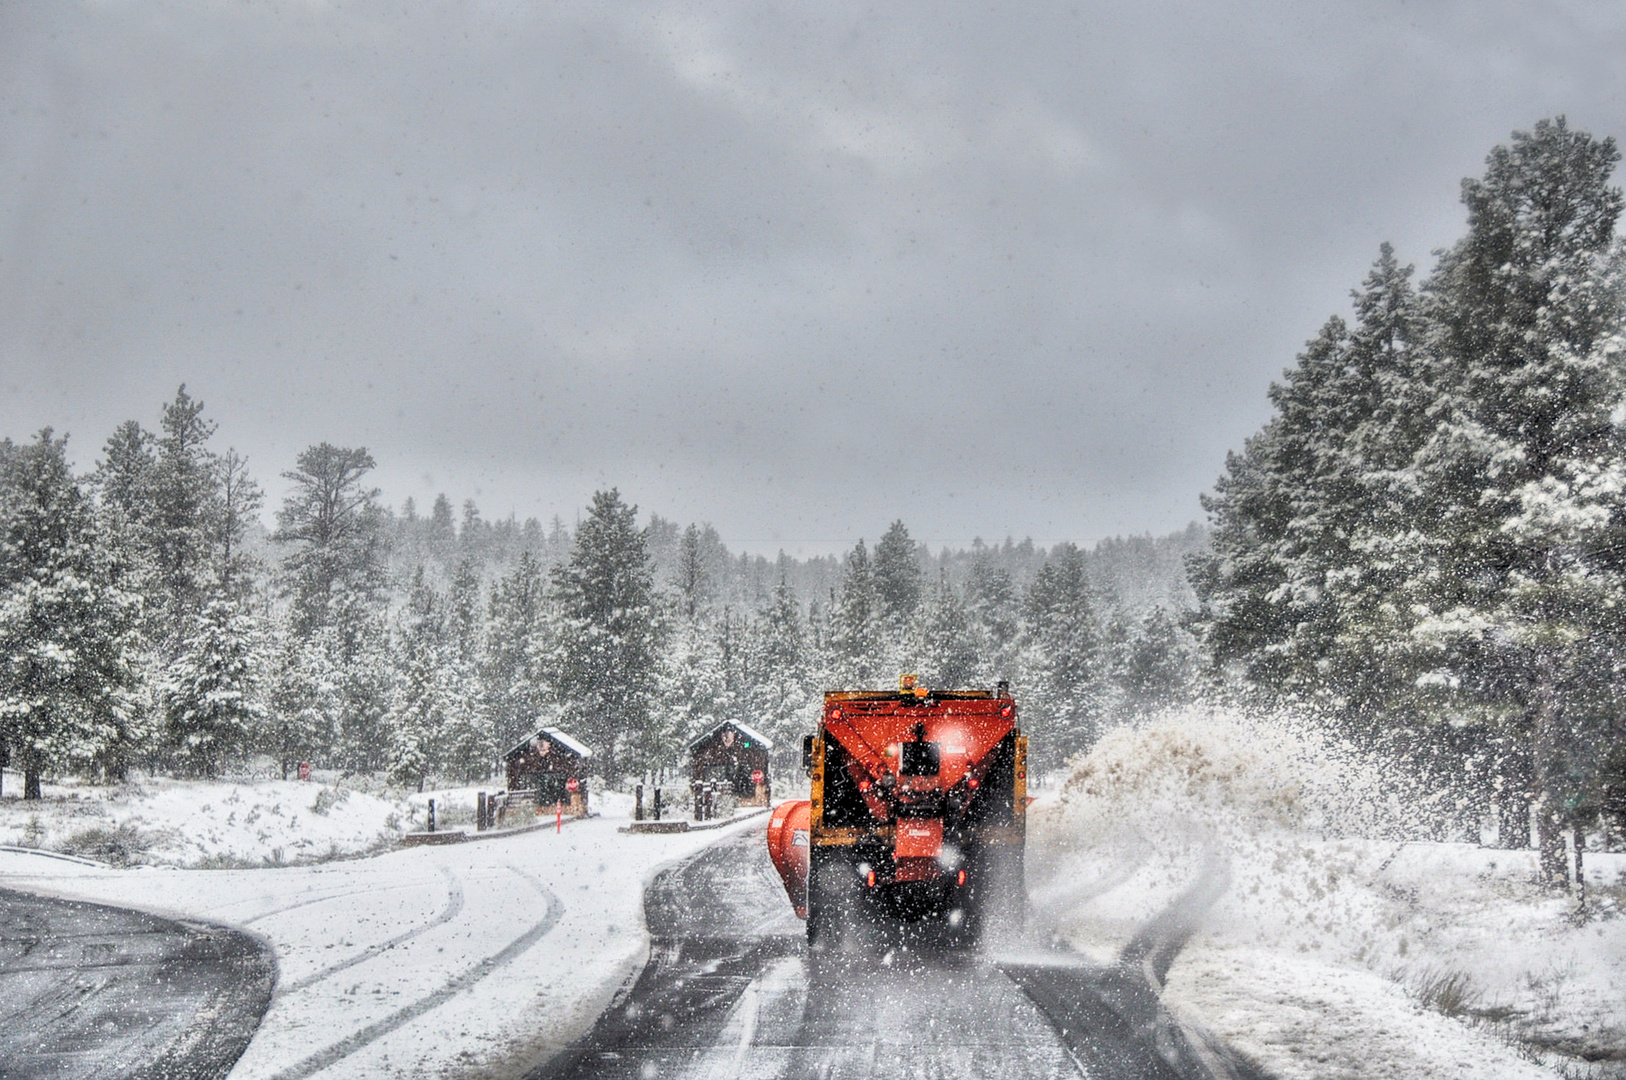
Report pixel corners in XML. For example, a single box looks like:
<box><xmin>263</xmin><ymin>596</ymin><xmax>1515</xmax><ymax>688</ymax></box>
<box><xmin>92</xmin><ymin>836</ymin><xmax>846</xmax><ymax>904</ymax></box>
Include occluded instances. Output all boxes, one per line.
<box><xmin>0</xmin><ymin>816</ymin><xmax>758</xmax><ymax>1079</ymax></box>
<box><xmin>0</xmin><ymin>888</ymin><xmax>274</xmax><ymax>1080</ymax></box>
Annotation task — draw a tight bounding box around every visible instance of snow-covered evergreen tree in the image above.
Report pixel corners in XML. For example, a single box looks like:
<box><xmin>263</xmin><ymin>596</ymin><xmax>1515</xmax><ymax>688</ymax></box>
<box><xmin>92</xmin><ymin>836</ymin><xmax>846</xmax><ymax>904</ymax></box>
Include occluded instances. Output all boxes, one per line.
<box><xmin>163</xmin><ymin>597</ymin><xmax>264</xmax><ymax>777</ymax></box>
<box><xmin>965</xmin><ymin>547</ymin><xmax>1020</xmax><ymax>675</ymax></box>
<box><xmin>547</xmin><ymin>489</ymin><xmax>661</xmax><ymax>779</ymax></box>
<box><xmin>146</xmin><ymin>386</ymin><xmax>226</xmax><ymax>631</ymax></box>
<box><xmin>214</xmin><ymin>448</ymin><xmax>263</xmax><ymax>600</ymax></box>
<box><xmin>922</xmin><ymin>571</ymin><xmax>980</xmax><ymax>688</ymax></box>
<box><xmin>484</xmin><ymin>550</ymin><xmax>548</xmax><ymax>757</ymax></box>
<box><xmin>1193</xmin><ymin>119</ymin><xmax>1626</xmax><ymax>880</ymax></box>
<box><xmin>874</xmin><ymin>520</ymin><xmax>923</xmax><ymax>623</ymax></box>
<box><xmin>748</xmin><ymin>574</ymin><xmax>816</xmax><ymax>760</ymax></box>
<box><xmin>1105</xmin><ymin>606</ymin><xmax>1199</xmax><ymax>719</ymax></box>
<box><xmin>1405</xmin><ymin>119</ymin><xmax>1626</xmax><ymax>879</ymax></box>
<box><xmin>829</xmin><ymin>539</ymin><xmax>880</xmax><ymax>684</ymax></box>
<box><xmin>0</xmin><ymin>431</ymin><xmax>144</xmax><ymax>797</ymax></box>
<box><xmin>385</xmin><ymin>568</ymin><xmax>447</xmax><ymax>790</ymax></box>
<box><xmin>1020</xmin><ymin>543</ymin><xmax>1098</xmax><ymax>766</ymax></box>
<box><xmin>275</xmin><ymin>443</ymin><xmax>386</xmax><ymax>638</ymax></box>
<box><xmin>265</xmin><ymin>622</ymin><xmax>341</xmax><ymax>780</ymax></box>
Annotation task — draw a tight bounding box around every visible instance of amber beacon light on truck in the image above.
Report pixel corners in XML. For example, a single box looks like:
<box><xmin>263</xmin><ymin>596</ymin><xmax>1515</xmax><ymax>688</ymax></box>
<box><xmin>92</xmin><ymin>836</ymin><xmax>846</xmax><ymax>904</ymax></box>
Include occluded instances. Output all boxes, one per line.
<box><xmin>766</xmin><ymin>676</ymin><xmax>1027</xmax><ymax>949</ymax></box>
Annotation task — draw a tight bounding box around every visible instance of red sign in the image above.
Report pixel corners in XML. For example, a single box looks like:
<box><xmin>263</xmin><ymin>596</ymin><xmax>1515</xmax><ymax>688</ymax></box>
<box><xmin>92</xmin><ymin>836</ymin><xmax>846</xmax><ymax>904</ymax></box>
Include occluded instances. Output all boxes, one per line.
<box><xmin>565</xmin><ymin>777</ymin><xmax>579</xmax><ymax>793</ymax></box>
<box><xmin>298</xmin><ymin>762</ymin><xmax>311</xmax><ymax>781</ymax></box>
<box><xmin>751</xmin><ymin>770</ymin><xmax>764</xmax><ymax>785</ymax></box>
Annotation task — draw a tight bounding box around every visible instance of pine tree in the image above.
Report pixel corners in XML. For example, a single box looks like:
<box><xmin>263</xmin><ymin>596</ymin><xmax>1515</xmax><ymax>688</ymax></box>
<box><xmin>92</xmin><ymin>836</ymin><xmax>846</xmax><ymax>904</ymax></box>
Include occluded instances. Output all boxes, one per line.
<box><xmin>440</xmin><ymin>558</ymin><xmax>492</xmax><ymax>780</ymax></box>
<box><xmin>922</xmin><ymin>571</ymin><xmax>980</xmax><ymax>687</ymax></box>
<box><xmin>331</xmin><ymin>592</ymin><xmax>394</xmax><ymax>773</ymax></box>
<box><xmin>874</xmin><ymin>520</ymin><xmax>923</xmax><ymax>623</ymax></box>
<box><xmin>750</xmin><ymin>574</ymin><xmax>815</xmax><ymax>757</ymax></box>
<box><xmin>460</xmin><ymin>500</ymin><xmax>486</xmax><ymax>563</ymax></box>
<box><xmin>275</xmin><ymin>444</ymin><xmax>386</xmax><ymax>637</ymax></box>
<box><xmin>1110</xmin><ymin>607</ymin><xmax>1198</xmax><ymax>718</ymax></box>
<box><xmin>966</xmin><ymin>548</ymin><xmax>1020</xmax><ymax>648</ymax></box>
<box><xmin>658</xmin><ymin>614</ymin><xmax>729</xmax><ymax>751</ymax></box>
<box><xmin>150</xmin><ymin>386</ymin><xmax>224</xmax><ymax>627</ymax></box>
<box><xmin>830</xmin><ymin>540</ymin><xmax>879</xmax><ymax>683</ymax></box>
<box><xmin>163</xmin><ymin>598</ymin><xmax>263</xmax><ymax>778</ymax></box>
<box><xmin>673</xmin><ymin>523</ymin><xmax>725</xmax><ymax>619</ymax></box>
<box><xmin>485</xmin><ymin>551</ymin><xmax>548</xmax><ymax>756</ymax></box>
<box><xmin>386</xmin><ymin>568</ymin><xmax>447</xmax><ymax>790</ymax></box>
<box><xmin>548</xmin><ymin>490</ymin><xmax>661</xmax><ymax>779</ymax></box>
<box><xmin>1021</xmin><ymin>544</ymin><xmax>1098</xmax><ymax>765</ymax></box>
<box><xmin>1192</xmin><ymin>244</ymin><xmax>1425</xmax><ymax>708</ymax></box>
<box><xmin>428</xmin><ymin>494</ymin><xmax>457</xmax><ymax>561</ymax></box>
<box><xmin>215</xmin><ymin>449</ymin><xmax>263</xmax><ymax>599</ymax></box>
<box><xmin>0</xmin><ymin>432</ymin><xmax>143</xmax><ymax>797</ymax></box>
<box><xmin>1192</xmin><ymin>119</ymin><xmax>1626</xmax><ymax>879</ymax></box>
<box><xmin>1406</xmin><ymin>119</ymin><xmax>1626</xmax><ymax>881</ymax></box>
<box><xmin>265</xmin><ymin>623</ymin><xmax>340</xmax><ymax>780</ymax></box>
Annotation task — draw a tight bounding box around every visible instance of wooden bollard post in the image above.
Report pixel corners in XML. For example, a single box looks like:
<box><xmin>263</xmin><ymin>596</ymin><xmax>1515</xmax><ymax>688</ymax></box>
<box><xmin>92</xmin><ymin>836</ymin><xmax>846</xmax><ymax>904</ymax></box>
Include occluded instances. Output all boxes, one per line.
<box><xmin>635</xmin><ymin>783</ymin><xmax>644</xmax><ymax>821</ymax></box>
<box><xmin>1575</xmin><ymin>821</ymin><xmax>1586</xmax><ymax>903</ymax></box>
<box><xmin>427</xmin><ymin>798</ymin><xmax>436</xmax><ymax>833</ymax></box>
<box><xmin>653</xmin><ymin>788</ymin><xmax>662</xmax><ymax>821</ymax></box>
<box><xmin>476</xmin><ymin>792</ymin><xmax>486</xmax><ymax>831</ymax></box>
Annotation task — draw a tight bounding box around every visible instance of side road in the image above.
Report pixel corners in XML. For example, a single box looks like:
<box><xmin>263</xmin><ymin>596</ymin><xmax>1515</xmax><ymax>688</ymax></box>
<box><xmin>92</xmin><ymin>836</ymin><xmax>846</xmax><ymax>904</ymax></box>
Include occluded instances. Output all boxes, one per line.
<box><xmin>0</xmin><ymin>889</ymin><xmax>274</xmax><ymax>1080</ymax></box>
<box><xmin>0</xmin><ymin>813</ymin><xmax>763</xmax><ymax>1079</ymax></box>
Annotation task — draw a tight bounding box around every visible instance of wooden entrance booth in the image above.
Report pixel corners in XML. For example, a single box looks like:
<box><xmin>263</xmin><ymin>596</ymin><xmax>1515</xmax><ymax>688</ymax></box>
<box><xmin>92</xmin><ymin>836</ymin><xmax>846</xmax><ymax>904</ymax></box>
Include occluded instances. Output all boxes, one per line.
<box><xmin>688</xmin><ymin>721</ymin><xmax>773</xmax><ymax>806</ymax></box>
<box><xmin>504</xmin><ymin>726</ymin><xmax>592</xmax><ymax>816</ymax></box>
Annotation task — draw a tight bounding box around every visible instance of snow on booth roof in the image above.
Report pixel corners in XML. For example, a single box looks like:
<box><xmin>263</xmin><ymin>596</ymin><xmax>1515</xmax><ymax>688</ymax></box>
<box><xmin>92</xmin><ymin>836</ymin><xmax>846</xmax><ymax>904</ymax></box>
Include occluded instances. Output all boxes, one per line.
<box><xmin>503</xmin><ymin>725</ymin><xmax>594</xmax><ymax>762</ymax></box>
<box><xmin>687</xmin><ymin>720</ymin><xmax>774</xmax><ymax>753</ymax></box>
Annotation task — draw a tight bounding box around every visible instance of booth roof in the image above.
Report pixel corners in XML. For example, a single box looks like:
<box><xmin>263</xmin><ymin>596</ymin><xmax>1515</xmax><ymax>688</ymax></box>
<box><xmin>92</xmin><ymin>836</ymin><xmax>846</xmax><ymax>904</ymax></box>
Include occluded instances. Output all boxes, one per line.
<box><xmin>503</xmin><ymin>726</ymin><xmax>594</xmax><ymax>761</ymax></box>
<box><xmin>686</xmin><ymin>719</ymin><xmax>775</xmax><ymax>752</ymax></box>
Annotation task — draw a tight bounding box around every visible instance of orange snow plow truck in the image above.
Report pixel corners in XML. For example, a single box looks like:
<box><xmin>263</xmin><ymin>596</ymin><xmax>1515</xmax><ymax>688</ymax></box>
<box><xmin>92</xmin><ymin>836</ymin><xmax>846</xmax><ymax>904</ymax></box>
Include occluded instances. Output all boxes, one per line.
<box><xmin>766</xmin><ymin>676</ymin><xmax>1027</xmax><ymax>949</ymax></box>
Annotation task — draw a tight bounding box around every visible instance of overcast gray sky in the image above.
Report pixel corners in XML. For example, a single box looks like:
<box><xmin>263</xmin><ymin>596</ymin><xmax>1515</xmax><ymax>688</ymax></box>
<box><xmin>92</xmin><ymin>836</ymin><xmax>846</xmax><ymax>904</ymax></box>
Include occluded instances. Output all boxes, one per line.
<box><xmin>3</xmin><ymin>1</ymin><xmax>1623</xmax><ymax>556</ymax></box>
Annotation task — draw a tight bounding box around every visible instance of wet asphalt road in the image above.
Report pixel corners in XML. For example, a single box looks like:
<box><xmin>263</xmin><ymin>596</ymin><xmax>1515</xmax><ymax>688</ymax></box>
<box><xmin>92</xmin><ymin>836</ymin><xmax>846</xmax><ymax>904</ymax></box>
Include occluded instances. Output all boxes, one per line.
<box><xmin>530</xmin><ymin>832</ymin><xmax>1270</xmax><ymax>1080</ymax></box>
<box><xmin>0</xmin><ymin>887</ymin><xmax>274</xmax><ymax>1080</ymax></box>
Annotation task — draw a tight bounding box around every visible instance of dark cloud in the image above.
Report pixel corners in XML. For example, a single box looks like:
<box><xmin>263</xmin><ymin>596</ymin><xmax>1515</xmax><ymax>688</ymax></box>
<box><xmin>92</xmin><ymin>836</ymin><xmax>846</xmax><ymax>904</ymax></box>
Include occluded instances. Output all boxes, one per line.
<box><xmin>3</xmin><ymin>1</ymin><xmax>1624</xmax><ymax>554</ymax></box>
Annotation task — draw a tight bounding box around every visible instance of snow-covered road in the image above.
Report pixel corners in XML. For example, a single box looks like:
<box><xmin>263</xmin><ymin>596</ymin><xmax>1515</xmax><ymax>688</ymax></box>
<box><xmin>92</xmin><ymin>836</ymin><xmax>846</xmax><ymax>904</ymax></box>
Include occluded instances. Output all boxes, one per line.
<box><xmin>537</xmin><ymin>830</ymin><xmax>1266</xmax><ymax>1080</ymax></box>
<box><xmin>0</xmin><ymin>812</ymin><xmax>765</xmax><ymax>1078</ymax></box>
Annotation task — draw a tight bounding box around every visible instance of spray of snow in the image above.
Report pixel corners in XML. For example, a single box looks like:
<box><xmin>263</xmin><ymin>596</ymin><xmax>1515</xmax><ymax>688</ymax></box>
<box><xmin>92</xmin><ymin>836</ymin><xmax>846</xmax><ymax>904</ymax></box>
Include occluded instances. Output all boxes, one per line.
<box><xmin>1026</xmin><ymin>704</ymin><xmax>1626</xmax><ymax>1080</ymax></box>
<box><xmin>1029</xmin><ymin>705</ymin><xmax>1412</xmax><ymax>956</ymax></box>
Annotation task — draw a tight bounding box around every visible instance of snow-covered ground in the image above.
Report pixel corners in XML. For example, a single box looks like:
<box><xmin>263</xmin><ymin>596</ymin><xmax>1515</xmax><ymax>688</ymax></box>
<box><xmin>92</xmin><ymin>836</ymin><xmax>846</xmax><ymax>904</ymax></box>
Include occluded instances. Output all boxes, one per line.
<box><xmin>0</xmin><ymin>769</ymin><xmax>414</xmax><ymax>867</ymax></box>
<box><xmin>0</xmin><ymin>790</ymin><xmax>765</xmax><ymax>1079</ymax></box>
<box><xmin>1027</xmin><ymin>707</ymin><xmax>1626</xmax><ymax>1080</ymax></box>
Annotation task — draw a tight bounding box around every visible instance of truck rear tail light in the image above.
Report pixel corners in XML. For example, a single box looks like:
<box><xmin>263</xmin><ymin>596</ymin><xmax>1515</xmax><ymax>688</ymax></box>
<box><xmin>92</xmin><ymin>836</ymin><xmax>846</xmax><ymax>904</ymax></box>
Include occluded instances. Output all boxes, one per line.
<box><xmin>858</xmin><ymin>779</ymin><xmax>871</xmax><ymax>792</ymax></box>
<box><xmin>967</xmin><ymin>777</ymin><xmax>979</xmax><ymax>790</ymax></box>
<box><xmin>1001</xmin><ymin>704</ymin><xmax>1013</xmax><ymax>717</ymax></box>
<box><xmin>956</xmin><ymin>869</ymin><xmax>966</xmax><ymax>886</ymax></box>
<box><xmin>866</xmin><ymin>870</ymin><xmax>877</xmax><ymax>887</ymax></box>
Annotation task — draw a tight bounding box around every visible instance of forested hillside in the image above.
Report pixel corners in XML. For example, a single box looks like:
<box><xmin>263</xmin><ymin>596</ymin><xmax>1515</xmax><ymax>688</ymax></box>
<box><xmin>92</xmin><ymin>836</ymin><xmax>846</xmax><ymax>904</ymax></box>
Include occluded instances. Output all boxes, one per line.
<box><xmin>0</xmin><ymin>400</ymin><xmax>1200</xmax><ymax>796</ymax></box>
<box><xmin>1192</xmin><ymin>118</ymin><xmax>1626</xmax><ymax>882</ymax></box>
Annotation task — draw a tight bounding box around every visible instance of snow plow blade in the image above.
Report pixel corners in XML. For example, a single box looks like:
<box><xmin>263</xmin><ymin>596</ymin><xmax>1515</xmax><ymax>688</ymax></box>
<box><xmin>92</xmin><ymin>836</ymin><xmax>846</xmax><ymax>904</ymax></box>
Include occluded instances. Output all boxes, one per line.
<box><xmin>766</xmin><ymin>799</ymin><xmax>811</xmax><ymax>918</ymax></box>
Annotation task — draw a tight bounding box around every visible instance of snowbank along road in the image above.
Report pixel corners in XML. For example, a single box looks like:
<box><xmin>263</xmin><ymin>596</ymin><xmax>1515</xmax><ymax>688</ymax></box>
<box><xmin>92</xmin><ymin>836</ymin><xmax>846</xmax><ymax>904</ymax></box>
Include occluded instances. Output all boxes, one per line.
<box><xmin>533</xmin><ymin>830</ymin><xmax>1268</xmax><ymax>1080</ymax></box>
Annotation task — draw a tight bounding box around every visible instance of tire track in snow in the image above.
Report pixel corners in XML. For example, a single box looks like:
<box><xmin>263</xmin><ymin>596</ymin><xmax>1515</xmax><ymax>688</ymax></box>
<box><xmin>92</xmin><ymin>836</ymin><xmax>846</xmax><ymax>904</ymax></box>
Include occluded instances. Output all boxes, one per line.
<box><xmin>239</xmin><ymin>880</ymin><xmax>424</xmax><ymax>926</ymax></box>
<box><xmin>264</xmin><ymin>864</ymin><xmax>562</xmax><ymax>1080</ymax></box>
<box><xmin>277</xmin><ymin>866</ymin><xmax>465</xmax><ymax>996</ymax></box>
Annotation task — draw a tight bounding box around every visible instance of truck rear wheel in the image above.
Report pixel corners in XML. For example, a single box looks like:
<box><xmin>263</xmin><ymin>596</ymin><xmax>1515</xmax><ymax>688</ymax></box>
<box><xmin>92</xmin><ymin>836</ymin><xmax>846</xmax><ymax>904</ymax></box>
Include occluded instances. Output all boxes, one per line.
<box><xmin>806</xmin><ymin>849</ymin><xmax>851</xmax><ymax>951</ymax></box>
<box><xmin>979</xmin><ymin>844</ymin><xmax>1026</xmax><ymax>944</ymax></box>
